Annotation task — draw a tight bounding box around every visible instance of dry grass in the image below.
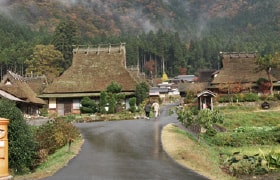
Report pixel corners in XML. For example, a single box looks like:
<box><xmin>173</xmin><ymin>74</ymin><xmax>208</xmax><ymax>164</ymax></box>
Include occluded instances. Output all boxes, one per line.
<box><xmin>161</xmin><ymin>123</ymin><xmax>236</xmax><ymax>180</ymax></box>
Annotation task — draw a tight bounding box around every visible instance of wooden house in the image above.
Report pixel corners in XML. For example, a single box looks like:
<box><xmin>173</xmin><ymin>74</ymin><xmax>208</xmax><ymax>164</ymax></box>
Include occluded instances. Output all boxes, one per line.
<box><xmin>39</xmin><ymin>43</ymin><xmax>138</xmax><ymax>116</ymax></box>
<box><xmin>0</xmin><ymin>71</ymin><xmax>46</xmax><ymax>116</ymax></box>
<box><xmin>210</xmin><ymin>52</ymin><xmax>278</xmax><ymax>93</ymax></box>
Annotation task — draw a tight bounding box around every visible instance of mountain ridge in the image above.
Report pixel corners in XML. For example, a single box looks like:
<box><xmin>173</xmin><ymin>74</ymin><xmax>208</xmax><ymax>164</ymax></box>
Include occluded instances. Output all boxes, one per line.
<box><xmin>2</xmin><ymin>0</ymin><xmax>279</xmax><ymax>40</ymax></box>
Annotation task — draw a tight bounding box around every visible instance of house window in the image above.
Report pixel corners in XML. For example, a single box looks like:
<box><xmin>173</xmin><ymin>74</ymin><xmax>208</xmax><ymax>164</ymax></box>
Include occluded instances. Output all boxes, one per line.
<box><xmin>73</xmin><ymin>99</ymin><xmax>80</xmax><ymax>110</ymax></box>
<box><xmin>49</xmin><ymin>98</ymin><xmax>56</xmax><ymax>109</ymax></box>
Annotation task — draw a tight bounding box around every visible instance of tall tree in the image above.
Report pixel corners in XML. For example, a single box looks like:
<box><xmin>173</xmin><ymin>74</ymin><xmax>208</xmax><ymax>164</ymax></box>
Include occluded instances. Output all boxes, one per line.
<box><xmin>25</xmin><ymin>45</ymin><xmax>64</xmax><ymax>83</ymax></box>
<box><xmin>52</xmin><ymin>20</ymin><xmax>78</xmax><ymax>70</ymax></box>
<box><xmin>256</xmin><ymin>52</ymin><xmax>280</xmax><ymax>95</ymax></box>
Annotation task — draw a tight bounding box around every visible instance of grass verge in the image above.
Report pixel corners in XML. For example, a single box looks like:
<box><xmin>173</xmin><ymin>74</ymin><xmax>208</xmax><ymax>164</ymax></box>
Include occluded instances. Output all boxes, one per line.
<box><xmin>161</xmin><ymin>123</ymin><xmax>236</xmax><ymax>180</ymax></box>
<box><xmin>14</xmin><ymin>137</ymin><xmax>84</xmax><ymax>180</ymax></box>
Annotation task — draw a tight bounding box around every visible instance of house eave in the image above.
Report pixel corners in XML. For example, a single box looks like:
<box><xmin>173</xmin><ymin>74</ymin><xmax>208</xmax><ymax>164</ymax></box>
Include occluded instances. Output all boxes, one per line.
<box><xmin>38</xmin><ymin>92</ymin><xmax>135</xmax><ymax>98</ymax></box>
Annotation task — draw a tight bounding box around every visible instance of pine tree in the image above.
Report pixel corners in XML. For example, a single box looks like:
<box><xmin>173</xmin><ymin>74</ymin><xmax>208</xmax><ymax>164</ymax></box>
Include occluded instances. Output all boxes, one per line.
<box><xmin>52</xmin><ymin>20</ymin><xmax>79</xmax><ymax>70</ymax></box>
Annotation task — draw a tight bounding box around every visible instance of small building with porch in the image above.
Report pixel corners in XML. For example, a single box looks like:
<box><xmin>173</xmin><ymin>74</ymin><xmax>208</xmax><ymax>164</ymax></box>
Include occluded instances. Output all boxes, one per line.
<box><xmin>197</xmin><ymin>90</ymin><xmax>216</xmax><ymax>111</ymax></box>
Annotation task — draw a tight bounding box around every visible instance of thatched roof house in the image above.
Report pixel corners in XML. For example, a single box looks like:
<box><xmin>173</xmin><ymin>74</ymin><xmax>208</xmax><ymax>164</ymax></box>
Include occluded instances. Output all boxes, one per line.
<box><xmin>210</xmin><ymin>52</ymin><xmax>278</xmax><ymax>92</ymax></box>
<box><xmin>178</xmin><ymin>82</ymin><xmax>209</xmax><ymax>97</ymax></box>
<box><xmin>42</xmin><ymin>43</ymin><xmax>137</xmax><ymax>96</ymax></box>
<box><xmin>0</xmin><ymin>70</ymin><xmax>46</xmax><ymax>116</ymax></box>
<box><xmin>40</xmin><ymin>43</ymin><xmax>138</xmax><ymax>115</ymax></box>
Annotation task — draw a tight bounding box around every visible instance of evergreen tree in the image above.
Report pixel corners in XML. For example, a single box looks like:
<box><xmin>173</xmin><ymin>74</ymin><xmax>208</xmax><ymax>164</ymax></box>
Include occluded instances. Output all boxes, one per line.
<box><xmin>52</xmin><ymin>20</ymin><xmax>79</xmax><ymax>70</ymax></box>
<box><xmin>135</xmin><ymin>82</ymin><xmax>150</xmax><ymax>105</ymax></box>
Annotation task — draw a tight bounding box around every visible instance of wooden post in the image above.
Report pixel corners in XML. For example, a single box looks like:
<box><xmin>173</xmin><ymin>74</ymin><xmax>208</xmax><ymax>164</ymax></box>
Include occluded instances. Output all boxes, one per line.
<box><xmin>0</xmin><ymin>118</ymin><xmax>12</xmax><ymax>179</ymax></box>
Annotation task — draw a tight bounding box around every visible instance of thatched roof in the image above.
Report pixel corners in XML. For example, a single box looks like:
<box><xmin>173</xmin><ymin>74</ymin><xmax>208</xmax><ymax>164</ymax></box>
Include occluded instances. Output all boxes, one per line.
<box><xmin>211</xmin><ymin>52</ymin><xmax>277</xmax><ymax>84</ymax></box>
<box><xmin>178</xmin><ymin>82</ymin><xmax>209</xmax><ymax>93</ymax></box>
<box><xmin>42</xmin><ymin>44</ymin><xmax>138</xmax><ymax>96</ymax></box>
<box><xmin>197</xmin><ymin>69</ymin><xmax>216</xmax><ymax>82</ymax></box>
<box><xmin>0</xmin><ymin>71</ymin><xmax>46</xmax><ymax>104</ymax></box>
<box><xmin>25</xmin><ymin>75</ymin><xmax>48</xmax><ymax>94</ymax></box>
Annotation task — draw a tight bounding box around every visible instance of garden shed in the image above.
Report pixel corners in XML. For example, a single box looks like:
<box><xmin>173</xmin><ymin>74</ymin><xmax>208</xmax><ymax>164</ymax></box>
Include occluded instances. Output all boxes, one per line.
<box><xmin>197</xmin><ymin>90</ymin><xmax>216</xmax><ymax>111</ymax></box>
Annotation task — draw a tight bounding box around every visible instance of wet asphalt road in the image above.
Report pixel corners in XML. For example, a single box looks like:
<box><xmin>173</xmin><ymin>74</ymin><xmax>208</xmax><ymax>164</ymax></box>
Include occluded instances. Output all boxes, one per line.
<box><xmin>43</xmin><ymin>104</ymin><xmax>209</xmax><ymax>180</ymax></box>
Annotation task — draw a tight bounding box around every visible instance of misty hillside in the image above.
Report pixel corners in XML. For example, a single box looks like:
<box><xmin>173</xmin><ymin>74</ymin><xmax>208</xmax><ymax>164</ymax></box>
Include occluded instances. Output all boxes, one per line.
<box><xmin>0</xmin><ymin>0</ymin><xmax>280</xmax><ymax>78</ymax></box>
<box><xmin>2</xmin><ymin>0</ymin><xmax>280</xmax><ymax>40</ymax></box>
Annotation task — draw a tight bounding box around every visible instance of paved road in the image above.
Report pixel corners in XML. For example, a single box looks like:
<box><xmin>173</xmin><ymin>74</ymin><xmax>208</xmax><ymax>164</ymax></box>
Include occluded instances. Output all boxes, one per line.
<box><xmin>43</xmin><ymin>104</ymin><xmax>209</xmax><ymax>180</ymax></box>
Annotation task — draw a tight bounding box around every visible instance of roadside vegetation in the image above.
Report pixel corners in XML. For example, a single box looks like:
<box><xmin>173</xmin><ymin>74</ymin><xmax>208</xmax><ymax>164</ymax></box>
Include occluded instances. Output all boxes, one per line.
<box><xmin>172</xmin><ymin>95</ymin><xmax>280</xmax><ymax>179</ymax></box>
<box><xmin>0</xmin><ymin>99</ymin><xmax>81</xmax><ymax>177</ymax></box>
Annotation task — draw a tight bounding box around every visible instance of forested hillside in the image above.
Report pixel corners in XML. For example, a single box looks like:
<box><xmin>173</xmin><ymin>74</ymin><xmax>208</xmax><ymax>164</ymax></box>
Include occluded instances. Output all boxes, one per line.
<box><xmin>0</xmin><ymin>0</ymin><xmax>280</xmax><ymax>78</ymax></box>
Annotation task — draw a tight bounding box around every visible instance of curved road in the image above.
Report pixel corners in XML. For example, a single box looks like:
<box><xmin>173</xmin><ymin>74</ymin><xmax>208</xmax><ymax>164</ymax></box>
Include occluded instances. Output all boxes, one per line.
<box><xmin>43</xmin><ymin>104</ymin><xmax>209</xmax><ymax>180</ymax></box>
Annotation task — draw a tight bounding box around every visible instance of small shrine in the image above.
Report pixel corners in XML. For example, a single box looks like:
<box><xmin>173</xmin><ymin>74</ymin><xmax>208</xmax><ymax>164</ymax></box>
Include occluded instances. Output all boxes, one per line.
<box><xmin>197</xmin><ymin>90</ymin><xmax>216</xmax><ymax>111</ymax></box>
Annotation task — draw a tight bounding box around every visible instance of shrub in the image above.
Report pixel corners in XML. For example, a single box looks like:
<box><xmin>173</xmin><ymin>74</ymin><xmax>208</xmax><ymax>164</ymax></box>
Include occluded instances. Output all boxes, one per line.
<box><xmin>35</xmin><ymin>118</ymin><xmax>79</xmax><ymax>156</ymax></box>
<box><xmin>217</xmin><ymin>95</ymin><xmax>231</xmax><ymax>103</ymax></box>
<box><xmin>107</xmin><ymin>92</ymin><xmax>116</xmax><ymax>114</ymax></box>
<box><xmin>232</xmin><ymin>94</ymin><xmax>245</xmax><ymax>102</ymax></box>
<box><xmin>244</xmin><ymin>93</ymin><xmax>259</xmax><ymax>102</ymax></box>
<box><xmin>99</xmin><ymin>91</ymin><xmax>107</xmax><ymax>114</ymax></box>
<box><xmin>135</xmin><ymin>82</ymin><xmax>149</xmax><ymax>105</ymax></box>
<box><xmin>223</xmin><ymin>152</ymin><xmax>268</xmax><ymax>176</ymax></box>
<box><xmin>128</xmin><ymin>97</ymin><xmax>137</xmax><ymax>113</ymax></box>
<box><xmin>0</xmin><ymin>99</ymin><xmax>37</xmax><ymax>174</ymax></box>
<box><xmin>184</xmin><ymin>91</ymin><xmax>196</xmax><ymax>104</ymax></box>
<box><xmin>106</xmin><ymin>81</ymin><xmax>122</xmax><ymax>93</ymax></box>
<box><xmin>80</xmin><ymin>97</ymin><xmax>99</xmax><ymax>114</ymax></box>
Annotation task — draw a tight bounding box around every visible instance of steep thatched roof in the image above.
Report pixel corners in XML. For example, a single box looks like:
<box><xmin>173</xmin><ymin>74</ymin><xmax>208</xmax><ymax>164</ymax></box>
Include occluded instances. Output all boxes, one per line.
<box><xmin>0</xmin><ymin>71</ymin><xmax>46</xmax><ymax>104</ymax></box>
<box><xmin>178</xmin><ymin>82</ymin><xmax>209</xmax><ymax>93</ymax></box>
<box><xmin>211</xmin><ymin>52</ymin><xmax>277</xmax><ymax>84</ymax></box>
<box><xmin>197</xmin><ymin>69</ymin><xmax>216</xmax><ymax>82</ymax></box>
<box><xmin>42</xmin><ymin>44</ymin><xmax>138</xmax><ymax>96</ymax></box>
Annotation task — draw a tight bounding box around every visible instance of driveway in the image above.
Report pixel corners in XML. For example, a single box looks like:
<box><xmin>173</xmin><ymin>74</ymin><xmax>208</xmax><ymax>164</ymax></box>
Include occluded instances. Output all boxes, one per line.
<box><xmin>43</xmin><ymin>104</ymin><xmax>209</xmax><ymax>180</ymax></box>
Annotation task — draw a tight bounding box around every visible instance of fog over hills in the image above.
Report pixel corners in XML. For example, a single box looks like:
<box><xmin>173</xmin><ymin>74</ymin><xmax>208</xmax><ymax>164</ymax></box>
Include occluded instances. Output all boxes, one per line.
<box><xmin>0</xmin><ymin>0</ymin><xmax>278</xmax><ymax>40</ymax></box>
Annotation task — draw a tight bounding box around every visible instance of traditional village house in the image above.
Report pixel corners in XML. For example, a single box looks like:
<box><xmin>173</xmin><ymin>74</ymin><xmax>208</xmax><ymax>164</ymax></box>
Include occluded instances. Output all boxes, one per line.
<box><xmin>209</xmin><ymin>52</ymin><xmax>278</xmax><ymax>94</ymax></box>
<box><xmin>0</xmin><ymin>70</ymin><xmax>46</xmax><ymax>116</ymax></box>
<box><xmin>39</xmin><ymin>43</ymin><xmax>138</xmax><ymax>116</ymax></box>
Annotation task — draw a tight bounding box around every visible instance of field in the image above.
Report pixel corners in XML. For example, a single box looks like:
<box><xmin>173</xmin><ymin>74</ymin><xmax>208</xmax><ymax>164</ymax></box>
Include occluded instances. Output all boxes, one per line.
<box><xmin>163</xmin><ymin>103</ymin><xmax>280</xmax><ymax>180</ymax></box>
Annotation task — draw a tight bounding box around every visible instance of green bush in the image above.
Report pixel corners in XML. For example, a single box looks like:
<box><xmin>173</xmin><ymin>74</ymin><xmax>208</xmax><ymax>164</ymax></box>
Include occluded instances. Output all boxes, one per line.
<box><xmin>135</xmin><ymin>82</ymin><xmax>149</xmax><ymax>105</ymax></box>
<box><xmin>223</xmin><ymin>152</ymin><xmax>268</xmax><ymax>176</ymax></box>
<box><xmin>128</xmin><ymin>97</ymin><xmax>136</xmax><ymax>113</ymax></box>
<box><xmin>184</xmin><ymin>91</ymin><xmax>196</xmax><ymax>104</ymax></box>
<box><xmin>232</xmin><ymin>94</ymin><xmax>245</xmax><ymax>102</ymax></box>
<box><xmin>80</xmin><ymin>97</ymin><xmax>99</xmax><ymax>114</ymax></box>
<box><xmin>244</xmin><ymin>93</ymin><xmax>259</xmax><ymax>102</ymax></box>
<box><xmin>106</xmin><ymin>81</ymin><xmax>122</xmax><ymax>93</ymax></box>
<box><xmin>107</xmin><ymin>93</ymin><xmax>116</xmax><ymax>114</ymax></box>
<box><xmin>0</xmin><ymin>99</ymin><xmax>37</xmax><ymax>174</ymax></box>
<box><xmin>217</xmin><ymin>95</ymin><xmax>231</xmax><ymax>103</ymax></box>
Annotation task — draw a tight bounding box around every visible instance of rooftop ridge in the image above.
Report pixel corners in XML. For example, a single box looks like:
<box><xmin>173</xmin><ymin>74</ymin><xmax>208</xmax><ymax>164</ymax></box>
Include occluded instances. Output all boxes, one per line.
<box><xmin>73</xmin><ymin>43</ymin><xmax>126</xmax><ymax>55</ymax></box>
